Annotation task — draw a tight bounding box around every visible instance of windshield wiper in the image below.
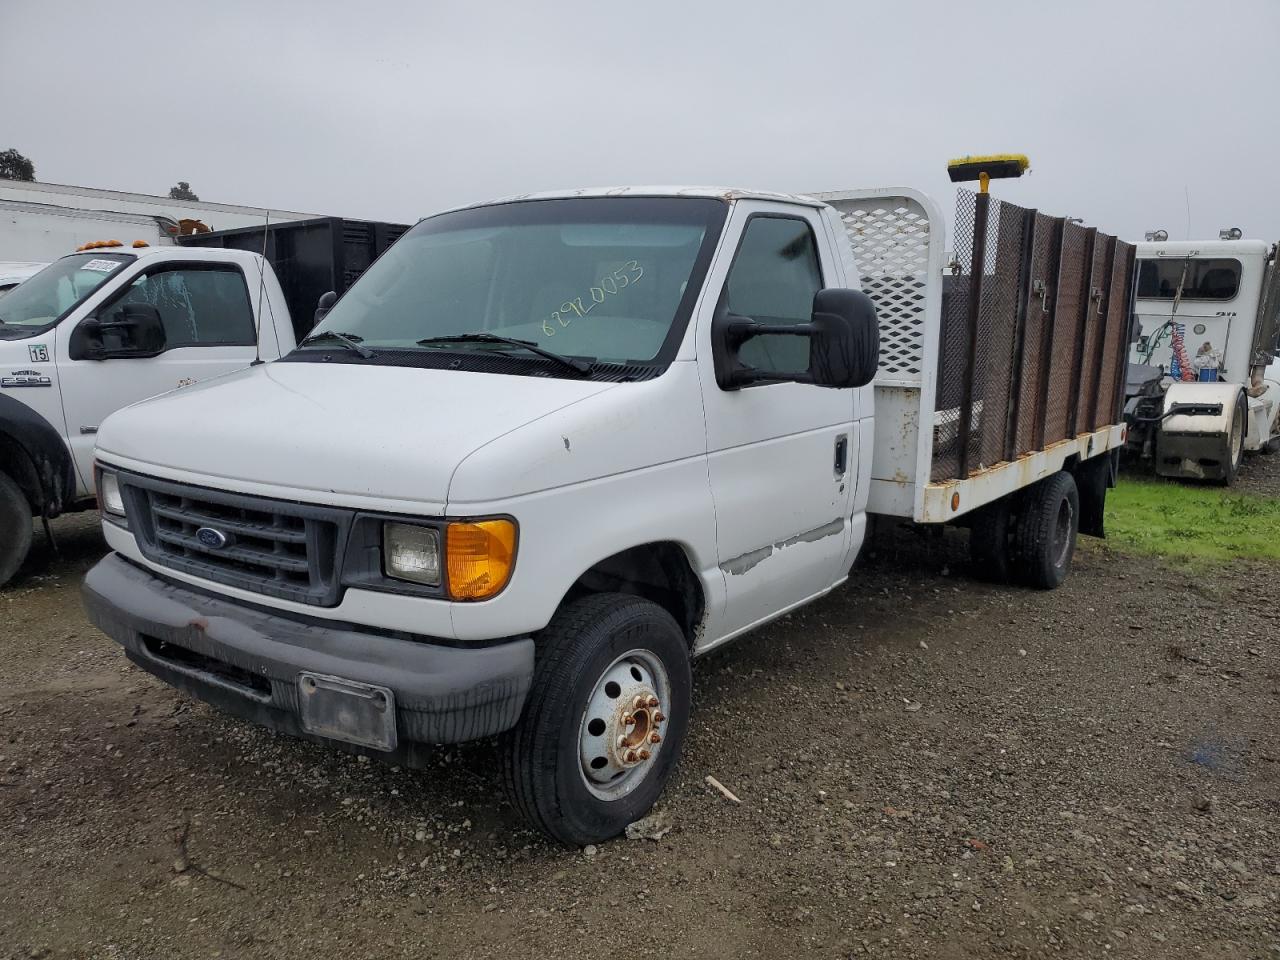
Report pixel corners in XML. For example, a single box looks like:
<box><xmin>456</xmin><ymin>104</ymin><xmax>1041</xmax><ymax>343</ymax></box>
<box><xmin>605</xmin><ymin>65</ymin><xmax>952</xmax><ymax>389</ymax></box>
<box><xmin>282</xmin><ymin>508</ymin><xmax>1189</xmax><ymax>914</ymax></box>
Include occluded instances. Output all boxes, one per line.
<box><xmin>298</xmin><ymin>330</ymin><xmax>374</xmax><ymax>359</ymax></box>
<box><xmin>415</xmin><ymin>333</ymin><xmax>592</xmax><ymax>375</ymax></box>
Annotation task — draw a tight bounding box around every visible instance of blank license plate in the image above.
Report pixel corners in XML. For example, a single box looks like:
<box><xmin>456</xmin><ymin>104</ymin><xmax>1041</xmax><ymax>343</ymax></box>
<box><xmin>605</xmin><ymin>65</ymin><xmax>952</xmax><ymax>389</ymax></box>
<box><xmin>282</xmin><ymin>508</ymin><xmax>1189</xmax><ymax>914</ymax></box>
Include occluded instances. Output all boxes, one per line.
<box><xmin>298</xmin><ymin>673</ymin><xmax>397</xmax><ymax>752</ymax></box>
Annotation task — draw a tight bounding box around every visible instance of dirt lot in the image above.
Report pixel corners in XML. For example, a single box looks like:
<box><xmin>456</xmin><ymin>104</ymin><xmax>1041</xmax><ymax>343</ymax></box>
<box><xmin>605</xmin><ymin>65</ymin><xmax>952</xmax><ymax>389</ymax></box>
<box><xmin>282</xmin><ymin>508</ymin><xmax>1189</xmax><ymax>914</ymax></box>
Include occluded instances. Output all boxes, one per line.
<box><xmin>2</xmin><ymin>478</ymin><xmax>1278</xmax><ymax>960</ymax></box>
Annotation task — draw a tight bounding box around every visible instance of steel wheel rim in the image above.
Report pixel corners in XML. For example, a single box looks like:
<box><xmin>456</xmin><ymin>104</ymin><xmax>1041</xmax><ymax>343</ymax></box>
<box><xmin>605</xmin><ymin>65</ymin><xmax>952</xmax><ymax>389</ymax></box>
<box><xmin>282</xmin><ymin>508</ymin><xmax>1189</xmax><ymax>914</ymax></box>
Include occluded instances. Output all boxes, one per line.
<box><xmin>1053</xmin><ymin>496</ymin><xmax>1074</xmax><ymax>568</ymax></box>
<box><xmin>1231</xmin><ymin>407</ymin><xmax>1245</xmax><ymax>462</ymax></box>
<box><xmin>577</xmin><ymin>648</ymin><xmax>671</xmax><ymax>802</ymax></box>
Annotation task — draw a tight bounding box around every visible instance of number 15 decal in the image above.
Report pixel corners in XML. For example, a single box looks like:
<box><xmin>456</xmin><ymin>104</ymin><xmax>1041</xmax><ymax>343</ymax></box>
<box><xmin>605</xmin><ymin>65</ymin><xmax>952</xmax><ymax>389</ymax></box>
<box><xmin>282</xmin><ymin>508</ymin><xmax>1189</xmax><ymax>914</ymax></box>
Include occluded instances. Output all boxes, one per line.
<box><xmin>28</xmin><ymin>344</ymin><xmax>49</xmax><ymax>363</ymax></box>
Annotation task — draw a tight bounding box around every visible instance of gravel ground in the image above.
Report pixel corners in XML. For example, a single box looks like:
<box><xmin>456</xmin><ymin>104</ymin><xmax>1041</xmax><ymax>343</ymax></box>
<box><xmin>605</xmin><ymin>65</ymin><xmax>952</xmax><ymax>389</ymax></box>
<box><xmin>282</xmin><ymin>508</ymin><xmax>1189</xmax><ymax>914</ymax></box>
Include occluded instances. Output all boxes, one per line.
<box><xmin>1</xmin><ymin>477</ymin><xmax>1278</xmax><ymax>960</ymax></box>
<box><xmin>1236</xmin><ymin>450</ymin><xmax>1280</xmax><ymax>498</ymax></box>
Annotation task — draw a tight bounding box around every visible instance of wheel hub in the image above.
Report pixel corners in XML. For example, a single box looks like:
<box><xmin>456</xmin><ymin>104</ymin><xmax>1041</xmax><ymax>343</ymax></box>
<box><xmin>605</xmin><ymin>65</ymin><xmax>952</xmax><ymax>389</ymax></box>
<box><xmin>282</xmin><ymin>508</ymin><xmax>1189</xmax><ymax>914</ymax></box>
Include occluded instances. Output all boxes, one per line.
<box><xmin>579</xmin><ymin>653</ymin><xmax>669</xmax><ymax>797</ymax></box>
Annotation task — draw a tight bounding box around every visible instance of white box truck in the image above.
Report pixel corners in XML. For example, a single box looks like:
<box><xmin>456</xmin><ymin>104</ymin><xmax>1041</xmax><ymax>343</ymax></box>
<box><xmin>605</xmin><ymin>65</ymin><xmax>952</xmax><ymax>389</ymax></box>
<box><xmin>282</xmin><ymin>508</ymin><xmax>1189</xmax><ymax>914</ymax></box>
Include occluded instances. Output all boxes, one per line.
<box><xmin>79</xmin><ymin>184</ymin><xmax>1136</xmax><ymax>844</ymax></box>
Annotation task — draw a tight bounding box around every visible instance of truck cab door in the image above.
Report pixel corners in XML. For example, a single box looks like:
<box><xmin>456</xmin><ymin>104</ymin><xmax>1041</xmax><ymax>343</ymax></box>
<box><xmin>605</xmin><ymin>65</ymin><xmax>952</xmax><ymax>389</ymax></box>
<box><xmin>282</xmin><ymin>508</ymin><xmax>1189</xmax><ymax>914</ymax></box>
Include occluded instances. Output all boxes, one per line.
<box><xmin>55</xmin><ymin>261</ymin><xmax>260</xmax><ymax>493</ymax></box>
<box><xmin>697</xmin><ymin>203</ymin><xmax>855</xmax><ymax>639</ymax></box>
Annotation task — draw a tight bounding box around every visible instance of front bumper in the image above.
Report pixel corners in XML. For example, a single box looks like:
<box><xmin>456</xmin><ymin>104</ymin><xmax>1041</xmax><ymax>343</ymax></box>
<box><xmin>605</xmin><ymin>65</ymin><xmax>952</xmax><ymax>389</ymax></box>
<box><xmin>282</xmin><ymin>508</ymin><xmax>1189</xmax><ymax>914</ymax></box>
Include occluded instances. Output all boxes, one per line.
<box><xmin>82</xmin><ymin>554</ymin><xmax>534</xmax><ymax>762</ymax></box>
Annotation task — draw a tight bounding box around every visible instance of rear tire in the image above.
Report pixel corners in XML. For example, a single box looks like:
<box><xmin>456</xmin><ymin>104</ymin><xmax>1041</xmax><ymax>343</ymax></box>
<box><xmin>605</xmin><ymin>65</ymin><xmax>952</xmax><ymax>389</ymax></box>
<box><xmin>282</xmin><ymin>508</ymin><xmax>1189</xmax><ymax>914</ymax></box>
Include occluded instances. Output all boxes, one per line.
<box><xmin>1013</xmin><ymin>471</ymin><xmax>1078</xmax><ymax>590</ymax></box>
<box><xmin>969</xmin><ymin>499</ymin><xmax>1014</xmax><ymax>583</ymax></box>
<box><xmin>0</xmin><ymin>471</ymin><xmax>34</xmax><ymax>588</ymax></box>
<box><xmin>500</xmin><ymin>593</ymin><xmax>691</xmax><ymax>846</ymax></box>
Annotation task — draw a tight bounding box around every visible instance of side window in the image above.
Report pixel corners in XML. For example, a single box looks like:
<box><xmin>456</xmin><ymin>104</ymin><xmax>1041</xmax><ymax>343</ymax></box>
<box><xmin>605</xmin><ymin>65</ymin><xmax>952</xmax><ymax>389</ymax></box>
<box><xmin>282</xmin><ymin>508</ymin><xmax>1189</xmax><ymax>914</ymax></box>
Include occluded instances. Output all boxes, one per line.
<box><xmin>109</xmin><ymin>265</ymin><xmax>255</xmax><ymax>347</ymax></box>
<box><xmin>724</xmin><ymin>216</ymin><xmax>823</xmax><ymax>374</ymax></box>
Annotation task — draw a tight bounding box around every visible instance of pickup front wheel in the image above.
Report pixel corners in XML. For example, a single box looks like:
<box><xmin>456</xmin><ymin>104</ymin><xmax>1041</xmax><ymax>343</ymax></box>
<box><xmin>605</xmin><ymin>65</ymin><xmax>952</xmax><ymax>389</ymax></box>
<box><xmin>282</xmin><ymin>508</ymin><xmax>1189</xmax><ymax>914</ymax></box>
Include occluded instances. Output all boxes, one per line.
<box><xmin>500</xmin><ymin>593</ymin><xmax>691</xmax><ymax>846</ymax></box>
<box><xmin>0</xmin><ymin>471</ymin><xmax>33</xmax><ymax>588</ymax></box>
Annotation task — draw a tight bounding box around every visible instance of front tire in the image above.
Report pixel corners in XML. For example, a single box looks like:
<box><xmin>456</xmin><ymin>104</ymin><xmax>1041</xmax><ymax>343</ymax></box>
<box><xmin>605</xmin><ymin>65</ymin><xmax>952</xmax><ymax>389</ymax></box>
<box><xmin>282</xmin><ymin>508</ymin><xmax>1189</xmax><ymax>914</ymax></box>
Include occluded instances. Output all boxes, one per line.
<box><xmin>1217</xmin><ymin>391</ymin><xmax>1248</xmax><ymax>485</ymax></box>
<box><xmin>500</xmin><ymin>593</ymin><xmax>692</xmax><ymax>846</ymax></box>
<box><xmin>0</xmin><ymin>471</ymin><xmax>33</xmax><ymax>588</ymax></box>
<box><xmin>1013</xmin><ymin>471</ymin><xmax>1079</xmax><ymax>590</ymax></box>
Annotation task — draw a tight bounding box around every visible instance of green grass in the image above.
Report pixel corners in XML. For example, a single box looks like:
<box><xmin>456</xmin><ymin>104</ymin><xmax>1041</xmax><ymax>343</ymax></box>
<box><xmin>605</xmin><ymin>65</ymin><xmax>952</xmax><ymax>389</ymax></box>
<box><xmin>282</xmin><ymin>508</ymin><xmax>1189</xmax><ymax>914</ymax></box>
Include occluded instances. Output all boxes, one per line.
<box><xmin>1104</xmin><ymin>477</ymin><xmax>1280</xmax><ymax>563</ymax></box>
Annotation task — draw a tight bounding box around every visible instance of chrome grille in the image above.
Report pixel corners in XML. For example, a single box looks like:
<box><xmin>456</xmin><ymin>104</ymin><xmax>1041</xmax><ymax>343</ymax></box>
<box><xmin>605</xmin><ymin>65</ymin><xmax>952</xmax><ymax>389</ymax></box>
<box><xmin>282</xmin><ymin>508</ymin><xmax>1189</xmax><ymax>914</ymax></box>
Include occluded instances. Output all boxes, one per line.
<box><xmin>121</xmin><ymin>473</ymin><xmax>350</xmax><ymax>606</ymax></box>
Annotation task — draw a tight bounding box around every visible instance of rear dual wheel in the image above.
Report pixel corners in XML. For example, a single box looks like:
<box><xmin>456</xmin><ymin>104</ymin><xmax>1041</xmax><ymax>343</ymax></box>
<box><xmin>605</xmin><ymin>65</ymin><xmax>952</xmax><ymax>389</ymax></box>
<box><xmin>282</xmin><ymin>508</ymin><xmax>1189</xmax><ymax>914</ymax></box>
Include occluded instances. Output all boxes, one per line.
<box><xmin>500</xmin><ymin>593</ymin><xmax>691</xmax><ymax>846</ymax></box>
<box><xmin>968</xmin><ymin>470</ymin><xmax>1079</xmax><ymax>590</ymax></box>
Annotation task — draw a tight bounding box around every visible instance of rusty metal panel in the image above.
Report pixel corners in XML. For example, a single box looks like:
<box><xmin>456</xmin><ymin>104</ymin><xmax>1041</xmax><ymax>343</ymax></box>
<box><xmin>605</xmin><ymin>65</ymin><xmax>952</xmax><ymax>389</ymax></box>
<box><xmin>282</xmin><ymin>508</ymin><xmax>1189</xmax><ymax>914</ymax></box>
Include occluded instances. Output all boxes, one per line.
<box><xmin>931</xmin><ymin>190</ymin><xmax>975</xmax><ymax>481</ymax></box>
<box><xmin>973</xmin><ymin>198</ymin><xmax>1028</xmax><ymax>469</ymax></box>
<box><xmin>1074</xmin><ymin>234</ymin><xmax>1113</xmax><ymax>435</ymax></box>
<box><xmin>1042</xmin><ymin>222</ymin><xmax>1089</xmax><ymax>445</ymax></box>
<box><xmin>1093</xmin><ymin>238</ymin><xmax>1133</xmax><ymax>429</ymax></box>
<box><xmin>1013</xmin><ymin>213</ymin><xmax>1062</xmax><ymax>455</ymax></box>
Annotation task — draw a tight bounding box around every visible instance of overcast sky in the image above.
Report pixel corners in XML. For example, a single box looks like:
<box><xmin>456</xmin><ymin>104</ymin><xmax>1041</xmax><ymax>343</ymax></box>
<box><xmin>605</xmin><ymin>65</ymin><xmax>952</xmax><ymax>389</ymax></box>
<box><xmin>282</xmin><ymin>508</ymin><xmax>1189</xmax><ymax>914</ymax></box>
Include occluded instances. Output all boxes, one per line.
<box><xmin>3</xmin><ymin>0</ymin><xmax>1278</xmax><ymax>241</ymax></box>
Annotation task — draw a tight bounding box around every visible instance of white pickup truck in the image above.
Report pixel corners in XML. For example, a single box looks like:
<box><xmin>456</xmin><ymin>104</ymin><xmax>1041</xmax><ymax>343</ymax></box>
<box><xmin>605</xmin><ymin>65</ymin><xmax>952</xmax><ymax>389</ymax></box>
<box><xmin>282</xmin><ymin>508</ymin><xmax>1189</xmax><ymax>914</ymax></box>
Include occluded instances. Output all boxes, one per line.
<box><xmin>81</xmin><ymin>185</ymin><xmax>1135</xmax><ymax>844</ymax></box>
<box><xmin>0</xmin><ymin>244</ymin><xmax>297</xmax><ymax>585</ymax></box>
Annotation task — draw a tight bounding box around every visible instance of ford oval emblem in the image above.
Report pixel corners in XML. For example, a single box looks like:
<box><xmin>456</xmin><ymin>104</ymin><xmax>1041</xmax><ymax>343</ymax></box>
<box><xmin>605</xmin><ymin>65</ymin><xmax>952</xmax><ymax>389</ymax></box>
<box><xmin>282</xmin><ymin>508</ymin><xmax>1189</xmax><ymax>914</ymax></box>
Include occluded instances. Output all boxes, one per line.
<box><xmin>196</xmin><ymin>526</ymin><xmax>229</xmax><ymax>549</ymax></box>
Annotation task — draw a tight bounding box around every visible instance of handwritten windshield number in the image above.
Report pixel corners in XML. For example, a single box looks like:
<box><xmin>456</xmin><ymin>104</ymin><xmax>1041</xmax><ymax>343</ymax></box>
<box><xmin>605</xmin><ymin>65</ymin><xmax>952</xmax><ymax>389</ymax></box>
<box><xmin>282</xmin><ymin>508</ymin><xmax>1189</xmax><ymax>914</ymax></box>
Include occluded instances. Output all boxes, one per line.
<box><xmin>542</xmin><ymin>261</ymin><xmax>644</xmax><ymax>337</ymax></box>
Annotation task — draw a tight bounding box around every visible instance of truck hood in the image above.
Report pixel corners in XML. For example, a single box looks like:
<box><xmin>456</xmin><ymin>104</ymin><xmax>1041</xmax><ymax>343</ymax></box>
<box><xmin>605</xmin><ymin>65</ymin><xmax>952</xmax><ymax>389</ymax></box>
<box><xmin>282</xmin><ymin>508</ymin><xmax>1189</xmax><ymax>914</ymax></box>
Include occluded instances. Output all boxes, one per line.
<box><xmin>94</xmin><ymin>362</ymin><xmax>618</xmax><ymax>511</ymax></box>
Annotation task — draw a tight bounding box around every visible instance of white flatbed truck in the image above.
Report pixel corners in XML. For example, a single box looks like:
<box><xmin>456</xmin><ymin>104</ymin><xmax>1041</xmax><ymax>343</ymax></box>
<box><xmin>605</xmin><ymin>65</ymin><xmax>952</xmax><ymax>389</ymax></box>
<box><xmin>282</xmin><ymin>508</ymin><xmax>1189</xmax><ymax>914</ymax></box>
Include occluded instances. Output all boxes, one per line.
<box><xmin>79</xmin><ymin>182</ymin><xmax>1136</xmax><ymax>844</ymax></box>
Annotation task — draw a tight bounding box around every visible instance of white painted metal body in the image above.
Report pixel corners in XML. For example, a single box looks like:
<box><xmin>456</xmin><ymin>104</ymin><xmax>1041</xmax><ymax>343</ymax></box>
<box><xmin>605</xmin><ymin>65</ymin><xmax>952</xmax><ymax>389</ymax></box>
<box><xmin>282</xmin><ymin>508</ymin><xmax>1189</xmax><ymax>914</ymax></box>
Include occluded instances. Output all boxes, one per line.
<box><xmin>0</xmin><ymin>180</ymin><xmax>319</xmax><ymax>262</ymax></box>
<box><xmin>0</xmin><ymin>247</ymin><xmax>296</xmax><ymax>500</ymax></box>
<box><xmin>92</xmin><ymin>185</ymin><xmax>1119</xmax><ymax>658</ymax></box>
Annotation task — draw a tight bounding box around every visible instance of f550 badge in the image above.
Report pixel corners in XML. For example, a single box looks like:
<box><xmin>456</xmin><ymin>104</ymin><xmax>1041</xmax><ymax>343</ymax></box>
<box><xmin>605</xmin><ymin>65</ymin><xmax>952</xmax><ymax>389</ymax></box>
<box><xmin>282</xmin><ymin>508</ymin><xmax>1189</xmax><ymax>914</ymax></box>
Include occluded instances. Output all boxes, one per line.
<box><xmin>1</xmin><ymin>369</ymin><xmax>52</xmax><ymax>388</ymax></box>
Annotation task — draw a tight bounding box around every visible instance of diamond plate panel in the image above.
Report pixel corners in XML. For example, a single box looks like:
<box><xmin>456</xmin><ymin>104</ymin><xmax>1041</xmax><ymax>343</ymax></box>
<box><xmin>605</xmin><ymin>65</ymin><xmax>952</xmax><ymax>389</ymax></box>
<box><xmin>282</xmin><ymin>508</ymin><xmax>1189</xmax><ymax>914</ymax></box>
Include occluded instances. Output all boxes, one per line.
<box><xmin>835</xmin><ymin>202</ymin><xmax>932</xmax><ymax>380</ymax></box>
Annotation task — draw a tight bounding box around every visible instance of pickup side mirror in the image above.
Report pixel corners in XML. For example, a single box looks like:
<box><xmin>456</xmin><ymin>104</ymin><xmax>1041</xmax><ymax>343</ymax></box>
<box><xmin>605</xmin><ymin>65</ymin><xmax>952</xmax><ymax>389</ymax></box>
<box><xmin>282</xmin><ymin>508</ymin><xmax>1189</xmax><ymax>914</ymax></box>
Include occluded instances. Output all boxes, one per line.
<box><xmin>70</xmin><ymin>303</ymin><xmax>167</xmax><ymax>360</ymax></box>
<box><xmin>711</xmin><ymin>288</ymin><xmax>879</xmax><ymax>391</ymax></box>
<box><xmin>314</xmin><ymin>290</ymin><xmax>338</xmax><ymax>328</ymax></box>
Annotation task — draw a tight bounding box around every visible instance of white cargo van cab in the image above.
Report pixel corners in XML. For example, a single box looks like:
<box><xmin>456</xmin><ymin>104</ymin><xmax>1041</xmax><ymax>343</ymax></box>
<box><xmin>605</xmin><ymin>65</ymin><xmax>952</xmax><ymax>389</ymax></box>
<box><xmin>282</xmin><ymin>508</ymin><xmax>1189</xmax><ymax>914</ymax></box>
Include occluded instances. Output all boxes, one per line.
<box><xmin>82</xmin><ymin>186</ymin><xmax>1131</xmax><ymax>844</ymax></box>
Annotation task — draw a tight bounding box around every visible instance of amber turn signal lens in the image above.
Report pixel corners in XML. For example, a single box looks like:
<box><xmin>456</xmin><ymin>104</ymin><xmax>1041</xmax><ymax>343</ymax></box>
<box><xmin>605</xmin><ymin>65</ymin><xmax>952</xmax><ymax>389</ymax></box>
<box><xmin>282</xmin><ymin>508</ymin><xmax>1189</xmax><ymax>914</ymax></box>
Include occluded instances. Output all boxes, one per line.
<box><xmin>446</xmin><ymin>519</ymin><xmax>516</xmax><ymax>600</ymax></box>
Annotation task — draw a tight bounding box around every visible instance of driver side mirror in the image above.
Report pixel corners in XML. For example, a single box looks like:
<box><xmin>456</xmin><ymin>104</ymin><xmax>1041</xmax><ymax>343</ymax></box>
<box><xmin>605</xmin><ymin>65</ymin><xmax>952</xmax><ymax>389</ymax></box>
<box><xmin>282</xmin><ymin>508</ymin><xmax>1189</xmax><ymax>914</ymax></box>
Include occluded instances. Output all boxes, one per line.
<box><xmin>314</xmin><ymin>290</ymin><xmax>338</xmax><ymax>328</ymax></box>
<box><xmin>71</xmin><ymin>303</ymin><xmax>167</xmax><ymax>360</ymax></box>
<box><xmin>712</xmin><ymin>288</ymin><xmax>879</xmax><ymax>391</ymax></box>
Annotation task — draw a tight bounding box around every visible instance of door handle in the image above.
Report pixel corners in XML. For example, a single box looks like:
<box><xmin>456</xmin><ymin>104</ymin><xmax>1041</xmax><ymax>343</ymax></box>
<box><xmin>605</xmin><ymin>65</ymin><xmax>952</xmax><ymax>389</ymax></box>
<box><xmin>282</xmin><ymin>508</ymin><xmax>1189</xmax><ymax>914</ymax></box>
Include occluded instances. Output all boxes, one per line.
<box><xmin>834</xmin><ymin>435</ymin><xmax>849</xmax><ymax>477</ymax></box>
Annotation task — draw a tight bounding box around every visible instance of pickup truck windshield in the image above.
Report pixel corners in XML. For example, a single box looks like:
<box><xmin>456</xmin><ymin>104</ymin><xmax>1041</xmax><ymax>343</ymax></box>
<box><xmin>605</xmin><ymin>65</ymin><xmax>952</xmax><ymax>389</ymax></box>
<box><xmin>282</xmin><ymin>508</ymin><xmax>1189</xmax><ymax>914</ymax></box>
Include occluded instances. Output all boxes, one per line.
<box><xmin>304</xmin><ymin>197</ymin><xmax>727</xmax><ymax>369</ymax></box>
<box><xmin>0</xmin><ymin>252</ymin><xmax>134</xmax><ymax>338</ymax></box>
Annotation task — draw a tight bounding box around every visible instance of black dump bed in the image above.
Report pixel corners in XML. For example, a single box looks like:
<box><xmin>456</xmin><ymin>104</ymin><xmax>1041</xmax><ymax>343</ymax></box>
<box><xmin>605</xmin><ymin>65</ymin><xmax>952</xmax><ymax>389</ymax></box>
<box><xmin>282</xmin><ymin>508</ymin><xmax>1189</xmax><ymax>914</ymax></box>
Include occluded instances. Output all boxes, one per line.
<box><xmin>179</xmin><ymin>217</ymin><xmax>409</xmax><ymax>341</ymax></box>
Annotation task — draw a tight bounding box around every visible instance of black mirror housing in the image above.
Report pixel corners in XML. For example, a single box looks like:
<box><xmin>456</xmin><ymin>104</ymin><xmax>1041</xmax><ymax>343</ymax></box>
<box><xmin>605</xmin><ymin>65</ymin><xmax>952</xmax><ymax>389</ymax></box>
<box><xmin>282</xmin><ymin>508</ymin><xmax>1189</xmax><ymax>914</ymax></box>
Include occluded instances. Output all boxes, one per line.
<box><xmin>70</xmin><ymin>302</ymin><xmax>167</xmax><ymax>360</ymax></box>
<box><xmin>712</xmin><ymin>287</ymin><xmax>879</xmax><ymax>390</ymax></box>
<box><xmin>314</xmin><ymin>290</ymin><xmax>338</xmax><ymax>328</ymax></box>
<box><xmin>808</xmin><ymin>288</ymin><xmax>879</xmax><ymax>388</ymax></box>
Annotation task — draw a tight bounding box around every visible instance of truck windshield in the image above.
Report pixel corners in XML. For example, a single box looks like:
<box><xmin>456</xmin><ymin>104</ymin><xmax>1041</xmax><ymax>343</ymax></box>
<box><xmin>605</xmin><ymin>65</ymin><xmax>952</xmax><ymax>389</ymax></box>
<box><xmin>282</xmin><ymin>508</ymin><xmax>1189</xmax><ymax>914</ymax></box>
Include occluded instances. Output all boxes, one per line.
<box><xmin>0</xmin><ymin>253</ymin><xmax>134</xmax><ymax>338</ymax></box>
<box><xmin>1136</xmin><ymin>258</ymin><xmax>1241</xmax><ymax>301</ymax></box>
<box><xmin>304</xmin><ymin>197</ymin><xmax>727</xmax><ymax>369</ymax></box>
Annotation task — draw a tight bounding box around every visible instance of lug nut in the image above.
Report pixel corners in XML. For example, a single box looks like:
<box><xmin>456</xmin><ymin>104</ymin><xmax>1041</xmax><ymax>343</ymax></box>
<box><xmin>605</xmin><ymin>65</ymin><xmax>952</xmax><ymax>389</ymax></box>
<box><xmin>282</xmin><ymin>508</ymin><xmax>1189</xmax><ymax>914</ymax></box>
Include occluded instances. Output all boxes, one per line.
<box><xmin>645</xmin><ymin>695</ymin><xmax>659</xmax><ymax>708</ymax></box>
<box><xmin>623</xmin><ymin>714</ymin><xmax>636</xmax><ymax>726</ymax></box>
<box><xmin>633</xmin><ymin>695</ymin><xmax>647</xmax><ymax>709</ymax></box>
<box><xmin>616</xmin><ymin>735</ymin><xmax>628</xmax><ymax>750</ymax></box>
<box><xmin>638</xmin><ymin>749</ymin><xmax>651</xmax><ymax>760</ymax></box>
<box><xmin>650</xmin><ymin>732</ymin><xmax>662</xmax><ymax>744</ymax></box>
<box><xmin>653</xmin><ymin>711</ymin><xmax>665</xmax><ymax>723</ymax></box>
<box><xmin>625</xmin><ymin>749</ymin><xmax>638</xmax><ymax>763</ymax></box>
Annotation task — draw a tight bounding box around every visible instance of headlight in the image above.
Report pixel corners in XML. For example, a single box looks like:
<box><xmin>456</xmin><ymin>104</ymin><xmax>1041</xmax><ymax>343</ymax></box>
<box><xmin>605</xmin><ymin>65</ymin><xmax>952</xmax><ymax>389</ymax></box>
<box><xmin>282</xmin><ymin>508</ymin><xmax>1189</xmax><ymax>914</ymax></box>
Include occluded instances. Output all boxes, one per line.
<box><xmin>382</xmin><ymin>522</ymin><xmax>442</xmax><ymax>586</ymax></box>
<box><xmin>380</xmin><ymin>517</ymin><xmax>517</xmax><ymax>600</ymax></box>
<box><xmin>97</xmin><ymin>468</ymin><xmax>126</xmax><ymax>519</ymax></box>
